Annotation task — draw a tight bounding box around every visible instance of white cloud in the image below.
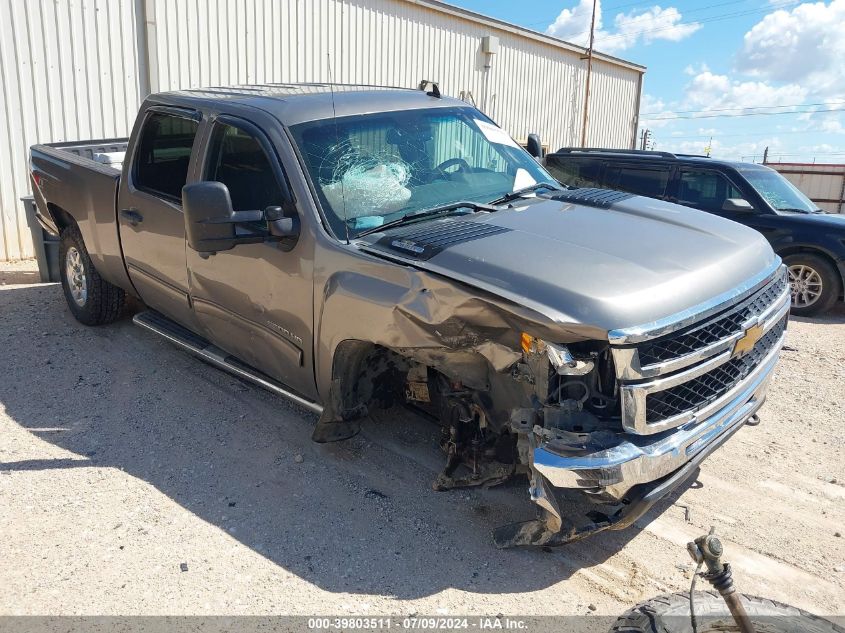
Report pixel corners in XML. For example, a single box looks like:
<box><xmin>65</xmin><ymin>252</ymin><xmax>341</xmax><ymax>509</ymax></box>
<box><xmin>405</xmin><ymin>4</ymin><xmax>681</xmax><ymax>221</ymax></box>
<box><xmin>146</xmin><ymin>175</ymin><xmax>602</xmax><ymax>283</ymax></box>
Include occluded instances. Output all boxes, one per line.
<box><xmin>546</xmin><ymin>0</ymin><xmax>700</xmax><ymax>53</ymax></box>
<box><xmin>610</xmin><ymin>6</ymin><xmax>702</xmax><ymax>50</ymax></box>
<box><xmin>639</xmin><ymin>93</ymin><xmax>677</xmax><ymax>128</ymax></box>
<box><xmin>683</xmin><ymin>71</ymin><xmax>807</xmax><ymax>111</ymax></box>
<box><xmin>737</xmin><ymin>0</ymin><xmax>845</xmax><ymax>98</ymax></box>
<box><xmin>683</xmin><ymin>63</ymin><xmax>709</xmax><ymax>76</ymax></box>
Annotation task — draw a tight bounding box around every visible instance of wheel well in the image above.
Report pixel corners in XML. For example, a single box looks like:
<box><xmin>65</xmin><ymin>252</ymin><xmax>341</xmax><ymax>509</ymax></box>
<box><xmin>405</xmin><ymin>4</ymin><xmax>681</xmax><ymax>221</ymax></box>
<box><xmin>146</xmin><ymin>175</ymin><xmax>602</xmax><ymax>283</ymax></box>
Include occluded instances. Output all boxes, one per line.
<box><xmin>778</xmin><ymin>246</ymin><xmax>844</xmax><ymax>297</ymax></box>
<box><xmin>47</xmin><ymin>203</ymin><xmax>76</xmax><ymax>233</ymax></box>
<box><xmin>330</xmin><ymin>341</ymin><xmax>410</xmax><ymax>414</ymax></box>
<box><xmin>778</xmin><ymin>246</ymin><xmax>845</xmax><ymax>298</ymax></box>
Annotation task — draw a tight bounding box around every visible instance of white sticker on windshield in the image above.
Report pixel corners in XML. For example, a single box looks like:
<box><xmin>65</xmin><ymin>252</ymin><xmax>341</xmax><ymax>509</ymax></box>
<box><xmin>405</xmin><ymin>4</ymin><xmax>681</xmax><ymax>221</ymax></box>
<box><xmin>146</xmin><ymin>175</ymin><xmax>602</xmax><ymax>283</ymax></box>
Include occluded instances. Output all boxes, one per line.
<box><xmin>512</xmin><ymin>168</ymin><xmax>537</xmax><ymax>192</ymax></box>
<box><xmin>474</xmin><ymin>119</ymin><xmax>520</xmax><ymax>149</ymax></box>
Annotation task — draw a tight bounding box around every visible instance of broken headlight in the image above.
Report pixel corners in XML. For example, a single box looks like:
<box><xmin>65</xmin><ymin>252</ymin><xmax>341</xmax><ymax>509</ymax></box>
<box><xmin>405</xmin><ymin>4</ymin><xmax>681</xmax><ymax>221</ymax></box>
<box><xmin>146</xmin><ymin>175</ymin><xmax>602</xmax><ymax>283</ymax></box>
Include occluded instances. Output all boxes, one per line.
<box><xmin>521</xmin><ymin>333</ymin><xmax>620</xmax><ymax>432</ymax></box>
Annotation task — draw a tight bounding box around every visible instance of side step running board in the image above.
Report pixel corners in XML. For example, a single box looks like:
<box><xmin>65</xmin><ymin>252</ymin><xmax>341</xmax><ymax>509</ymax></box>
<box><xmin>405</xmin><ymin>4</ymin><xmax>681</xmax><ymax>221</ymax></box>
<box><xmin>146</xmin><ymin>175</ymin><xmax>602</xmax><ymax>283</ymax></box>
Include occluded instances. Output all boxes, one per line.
<box><xmin>132</xmin><ymin>310</ymin><xmax>323</xmax><ymax>415</ymax></box>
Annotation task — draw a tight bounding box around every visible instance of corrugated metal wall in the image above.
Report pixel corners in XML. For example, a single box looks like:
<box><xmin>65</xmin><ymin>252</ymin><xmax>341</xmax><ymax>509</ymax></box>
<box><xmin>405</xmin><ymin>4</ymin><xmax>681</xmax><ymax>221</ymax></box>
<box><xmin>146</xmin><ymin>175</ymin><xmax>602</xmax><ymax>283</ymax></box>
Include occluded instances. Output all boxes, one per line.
<box><xmin>0</xmin><ymin>0</ymin><xmax>643</xmax><ymax>261</ymax></box>
<box><xmin>0</xmin><ymin>0</ymin><xmax>141</xmax><ymax>261</ymax></box>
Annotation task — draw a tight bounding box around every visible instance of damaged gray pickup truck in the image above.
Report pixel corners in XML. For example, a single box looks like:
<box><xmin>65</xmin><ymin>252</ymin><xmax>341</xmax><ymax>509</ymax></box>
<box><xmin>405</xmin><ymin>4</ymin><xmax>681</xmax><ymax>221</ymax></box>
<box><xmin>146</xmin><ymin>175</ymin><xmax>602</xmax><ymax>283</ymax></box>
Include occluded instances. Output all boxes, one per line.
<box><xmin>29</xmin><ymin>83</ymin><xmax>789</xmax><ymax>547</ymax></box>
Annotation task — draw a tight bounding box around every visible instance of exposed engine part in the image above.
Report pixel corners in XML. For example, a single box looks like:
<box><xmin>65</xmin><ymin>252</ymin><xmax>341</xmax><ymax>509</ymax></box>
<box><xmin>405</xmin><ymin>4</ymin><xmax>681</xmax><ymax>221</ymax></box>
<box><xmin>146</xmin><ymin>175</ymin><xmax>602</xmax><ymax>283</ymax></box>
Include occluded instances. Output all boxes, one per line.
<box><xmin>546</xmin><ymin>342</ymin><xmax>595</xmax><ymax>375</ymax></box>
<box><xmin>543</xmin><ymin>402</ymin><xmax>604</xmax><ymax>433</ymax></box>
<box><xmin>419</xmin><ymin>374</ymin><xmax>521</xmax><ymax>491</ymax></box>
<box><xmin>405</xmin><ymin>363</ymin><xmax>431</xmax><ymax>402</ymax></box>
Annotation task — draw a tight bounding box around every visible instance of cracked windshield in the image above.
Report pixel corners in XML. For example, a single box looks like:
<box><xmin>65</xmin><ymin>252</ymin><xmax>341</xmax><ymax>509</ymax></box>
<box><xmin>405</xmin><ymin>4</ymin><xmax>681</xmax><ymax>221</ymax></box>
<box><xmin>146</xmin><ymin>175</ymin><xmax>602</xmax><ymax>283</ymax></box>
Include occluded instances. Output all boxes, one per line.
<box><xmin>738</xmin><ymin>167</ymin><xmax>821</xmax><ymax>213</ymax></box>
<box><xmin>291</xmin><ymin>107</ymin><xmax>553</xmax><ymax>237</ymax></box>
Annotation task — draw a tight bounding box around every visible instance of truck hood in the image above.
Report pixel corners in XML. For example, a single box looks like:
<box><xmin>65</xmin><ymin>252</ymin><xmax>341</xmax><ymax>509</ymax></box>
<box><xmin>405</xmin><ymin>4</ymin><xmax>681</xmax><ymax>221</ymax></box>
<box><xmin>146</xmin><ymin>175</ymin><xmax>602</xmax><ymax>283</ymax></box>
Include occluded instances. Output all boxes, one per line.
<box><xmin>359</xmin><ymin>194</ymin><xmax>778</xmax><ymax>333</ymax></box>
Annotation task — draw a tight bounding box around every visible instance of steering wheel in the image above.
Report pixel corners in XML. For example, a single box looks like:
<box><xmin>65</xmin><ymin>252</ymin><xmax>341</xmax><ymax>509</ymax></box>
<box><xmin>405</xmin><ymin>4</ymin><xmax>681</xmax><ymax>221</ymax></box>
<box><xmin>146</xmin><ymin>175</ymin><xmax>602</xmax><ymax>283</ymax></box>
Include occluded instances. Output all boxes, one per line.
<box><xmin>435</xmin><ymin>157</ymin><xmax>471</xmax><ymax>177</ymax></box>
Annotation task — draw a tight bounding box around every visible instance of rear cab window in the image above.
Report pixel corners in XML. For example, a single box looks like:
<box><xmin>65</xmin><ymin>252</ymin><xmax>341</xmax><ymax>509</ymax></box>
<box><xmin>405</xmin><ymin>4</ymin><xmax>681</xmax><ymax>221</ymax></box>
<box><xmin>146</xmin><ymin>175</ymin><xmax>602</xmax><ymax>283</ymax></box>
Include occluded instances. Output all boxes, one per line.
<box><xmin>133</xmin><ymin>111</ymin><xmax>199</xmax><ymax>202</ymax></box>
<box><xmin>604</xmin><ymin>164</ymin><xmax>671</xmax><ymax>198</ymax></box>
<box><xmin>544</xmin><ymin>156</ymin><xmax>602</xmax><ymax>188</ymax></box>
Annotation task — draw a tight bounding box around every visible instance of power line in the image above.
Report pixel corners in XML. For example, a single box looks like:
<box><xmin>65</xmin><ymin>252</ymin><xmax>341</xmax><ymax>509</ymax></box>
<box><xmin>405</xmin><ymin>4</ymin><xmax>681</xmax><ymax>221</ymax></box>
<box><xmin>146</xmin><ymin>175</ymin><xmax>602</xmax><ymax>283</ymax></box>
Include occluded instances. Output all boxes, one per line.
<box><xmin>530</xmin><ymin>0</ymin><xmax>749</xmax><ymax>28</ymax></box>
<box><xmin>664</xmin><ymin>129</ymin><xmax>841</xmax><ymax>139</ymax></box>
<box><xmin>645</xmin><ymin>107</ymin><xmax>845</xmax><ymax>121</ymax></box>
<box><xmin>591</xmin><ymin>0</ymin><xmax>800</xmax><ymax>43</ymax></box>
<box><xmin>542</xmin><ymin>0</ymin><xmax>801</xmax><ymax>42</ymax></box>
<box><xmin>642</xmin><ymin>100</ymin><xmax>845</xmax><ymax>116</ymax></box>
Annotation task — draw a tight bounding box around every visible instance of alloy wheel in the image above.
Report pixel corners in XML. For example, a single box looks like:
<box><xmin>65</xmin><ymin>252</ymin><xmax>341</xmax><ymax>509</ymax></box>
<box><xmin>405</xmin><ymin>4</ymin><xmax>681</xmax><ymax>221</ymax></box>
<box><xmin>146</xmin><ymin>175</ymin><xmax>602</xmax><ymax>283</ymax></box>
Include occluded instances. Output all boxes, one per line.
<box><xmin>788</xmin><ymin>263</ymin><xmax>823</xmax><ymax>308</ymax></box>
<box><xmin>65</xmin><ymin>246</ymin><xmax>88</xmax><ymax>307</ymax></box>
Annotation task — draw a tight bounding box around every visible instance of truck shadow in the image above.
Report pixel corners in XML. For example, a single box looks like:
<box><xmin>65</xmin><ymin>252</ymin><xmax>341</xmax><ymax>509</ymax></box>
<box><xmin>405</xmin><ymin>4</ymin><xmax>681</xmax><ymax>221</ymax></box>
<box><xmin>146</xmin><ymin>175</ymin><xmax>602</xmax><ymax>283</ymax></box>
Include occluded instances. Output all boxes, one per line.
<box><xmin>0</xmin><ymin>283</ymin><xmax>694</xmax><ymax>599</ymax></box>
<box><xmin>789</xmin><ymin>302</ymin><xmax>845</xmax><ymax>325</ymax></box>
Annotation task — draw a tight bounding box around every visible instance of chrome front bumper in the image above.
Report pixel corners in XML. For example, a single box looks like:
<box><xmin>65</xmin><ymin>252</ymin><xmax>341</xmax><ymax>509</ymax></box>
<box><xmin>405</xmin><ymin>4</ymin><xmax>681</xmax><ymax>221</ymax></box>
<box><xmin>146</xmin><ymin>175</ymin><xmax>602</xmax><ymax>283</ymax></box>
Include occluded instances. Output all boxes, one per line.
<box><xmin>532</xmin><ymin>332</ymin><xmax>783</xmax><ymax>498</ymax></box>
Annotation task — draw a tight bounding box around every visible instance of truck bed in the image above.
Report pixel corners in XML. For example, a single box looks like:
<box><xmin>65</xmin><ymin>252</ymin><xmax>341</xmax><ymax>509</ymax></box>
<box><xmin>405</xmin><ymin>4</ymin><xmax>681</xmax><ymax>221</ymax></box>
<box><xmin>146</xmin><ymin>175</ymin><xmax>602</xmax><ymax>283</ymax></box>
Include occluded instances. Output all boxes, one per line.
<box><xmin>29</xmin><ymin>137</ymin><xmax>132</xmax><ymax>291</ymax></box>
<box><xmin>39</xmin><ymin>137</ymin><xmax>129</xmax><ymax>172</ymax></box>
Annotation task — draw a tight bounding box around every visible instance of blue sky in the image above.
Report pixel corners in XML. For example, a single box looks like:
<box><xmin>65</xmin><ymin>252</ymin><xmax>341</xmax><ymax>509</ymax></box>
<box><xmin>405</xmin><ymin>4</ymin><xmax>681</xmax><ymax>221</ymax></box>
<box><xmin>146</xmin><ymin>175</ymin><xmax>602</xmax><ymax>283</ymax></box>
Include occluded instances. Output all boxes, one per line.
<box><xmin>448</xmin><ymin>0</ymin><xmax>845</xmax><ymax>163</ymax></box>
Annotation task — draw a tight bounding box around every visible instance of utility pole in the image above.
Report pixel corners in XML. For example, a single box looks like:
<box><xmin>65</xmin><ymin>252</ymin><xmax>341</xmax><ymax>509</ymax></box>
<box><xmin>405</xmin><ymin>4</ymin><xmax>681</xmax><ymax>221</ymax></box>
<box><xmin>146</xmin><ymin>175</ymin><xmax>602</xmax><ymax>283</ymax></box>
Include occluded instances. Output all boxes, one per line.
<box><xmin>762</xmin><ymin>146</ymin><xmax>769</xmax><ymax>164</ymax></box>
<box><xmin>639</xmin><ymin>128</ymin><xmax>652</xmax><ymax>150</ymax></box>
<box><xmin>580</xmin><ymin>0</ymin><xmax>598</xmax><ymax>148</ymax></box>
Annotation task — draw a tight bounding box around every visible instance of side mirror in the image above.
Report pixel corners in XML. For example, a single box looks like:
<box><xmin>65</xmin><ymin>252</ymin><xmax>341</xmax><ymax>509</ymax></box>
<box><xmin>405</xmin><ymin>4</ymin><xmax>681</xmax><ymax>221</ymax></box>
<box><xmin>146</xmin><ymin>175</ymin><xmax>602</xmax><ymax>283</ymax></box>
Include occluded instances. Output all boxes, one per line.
<box><xmin>264</xmin><ymin>207</ymin><xmax>300</xmax><ymax>251</ymax></box>
<box><xmin>183</xmin><ymin>181</ymin><xmax>239</xmax><ymax>253</ymax></box>
<box><xmin>721</xmin><ymin>198</ymin><xmax>754</xmax><ymax>213</ymax></box>
<box><xmin>526</xmin><ymin>133</ymin><xmax>543</xmax><ymax>159</ymax></box>
<box><xmin>183</xmin><ymin>183</ymin><xmax>300</xmax><ymax>253</ymax></box>
<box><xmin>265</xmin><ymin>205</ymin><xmax>301</xmax><ymax>242</ymax></box>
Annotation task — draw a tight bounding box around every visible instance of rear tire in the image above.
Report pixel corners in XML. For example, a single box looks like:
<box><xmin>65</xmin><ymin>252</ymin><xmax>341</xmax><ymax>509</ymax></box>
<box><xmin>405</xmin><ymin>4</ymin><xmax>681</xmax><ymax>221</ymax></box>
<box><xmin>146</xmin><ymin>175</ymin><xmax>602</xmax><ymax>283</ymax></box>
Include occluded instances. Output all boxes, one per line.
<box><xmin>783</xmin><ymin>253</ymin><xmax>841</xmax><ymax>317</ymax></box>
<box><xmin>59</xmin><ymin>225</ymin><xmax>125</xmax><ymax>325</ymax></box>
<box><xmin>610</xmin><ymin>591</ymin><xmax>842</xmax><ymax>633</ymax></box>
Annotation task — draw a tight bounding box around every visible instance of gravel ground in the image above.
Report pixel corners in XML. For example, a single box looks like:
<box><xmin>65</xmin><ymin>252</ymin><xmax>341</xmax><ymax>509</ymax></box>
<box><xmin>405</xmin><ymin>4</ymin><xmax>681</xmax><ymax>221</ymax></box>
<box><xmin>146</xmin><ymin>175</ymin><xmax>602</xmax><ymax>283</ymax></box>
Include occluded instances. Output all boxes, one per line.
<box><xmin>1</xmin><ymin>258</ymin><xmax>843</xmax><ymax>623</ymax></box>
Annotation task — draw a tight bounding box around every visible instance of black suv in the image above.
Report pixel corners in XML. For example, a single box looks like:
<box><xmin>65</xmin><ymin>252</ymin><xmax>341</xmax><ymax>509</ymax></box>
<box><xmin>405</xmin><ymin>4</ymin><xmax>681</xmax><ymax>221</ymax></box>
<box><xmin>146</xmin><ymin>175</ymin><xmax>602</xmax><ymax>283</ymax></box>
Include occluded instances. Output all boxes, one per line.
<box><xmin>544</xmin><ymin>148</ymin><xmax>845</xmax><ymax>315</ymax></box>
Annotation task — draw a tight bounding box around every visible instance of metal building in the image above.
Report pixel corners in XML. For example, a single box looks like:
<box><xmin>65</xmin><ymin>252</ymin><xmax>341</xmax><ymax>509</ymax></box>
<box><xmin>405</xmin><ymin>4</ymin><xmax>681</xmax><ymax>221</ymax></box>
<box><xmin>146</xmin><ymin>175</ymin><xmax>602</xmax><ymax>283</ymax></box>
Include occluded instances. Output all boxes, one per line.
<box><xmin>766</xmin><ymin>162</ymin><xmax>845</xmax><ymax>214</ymax></box>
<box><xmin>0</xmin><ymin>0</ymin><xmax>645</xmax><ymax>261</ymax></box>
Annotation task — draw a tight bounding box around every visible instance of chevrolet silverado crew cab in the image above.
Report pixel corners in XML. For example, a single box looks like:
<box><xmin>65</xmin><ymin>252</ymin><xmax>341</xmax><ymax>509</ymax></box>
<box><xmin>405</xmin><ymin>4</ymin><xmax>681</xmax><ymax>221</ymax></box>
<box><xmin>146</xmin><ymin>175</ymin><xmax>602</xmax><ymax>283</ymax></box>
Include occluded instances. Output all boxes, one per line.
<box><xmin>544</xmin><ymin>148</ymin><xmax>845</xmax><ymax>316</ymax></box>
<box><xmin>30</xmin><ymin>83</ymin><xmax>789</xmax><ymax>547</ymax></box>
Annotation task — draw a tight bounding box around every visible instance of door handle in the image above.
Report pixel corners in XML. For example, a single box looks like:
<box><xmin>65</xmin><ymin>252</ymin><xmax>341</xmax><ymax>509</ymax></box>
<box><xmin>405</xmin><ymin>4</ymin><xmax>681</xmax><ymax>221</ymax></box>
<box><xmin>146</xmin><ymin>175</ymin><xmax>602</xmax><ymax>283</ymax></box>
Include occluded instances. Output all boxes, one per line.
<box><xmin>120</xmin><ymin>208</ymin><xmax>143</xmax><ymax>226</ymax></box>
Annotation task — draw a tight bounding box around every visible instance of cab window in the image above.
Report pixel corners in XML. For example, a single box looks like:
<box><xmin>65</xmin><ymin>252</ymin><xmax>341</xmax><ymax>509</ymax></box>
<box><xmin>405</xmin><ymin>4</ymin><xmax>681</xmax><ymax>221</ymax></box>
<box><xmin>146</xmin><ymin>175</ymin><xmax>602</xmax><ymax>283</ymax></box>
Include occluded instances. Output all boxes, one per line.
<box><xmin>204</xmin><ymin>122</ymin><xmax>286</xmax><ymax>230</ymax></box>
<box><xmin>544</xmin><ymin>156</ymin><xmax>602</xmax><ymax>188</ymax></box>
<box><xmin>134</xmin><ymin>112</ymin><xmax>198</xmax><ymax>201</ymax></box>
<box><xmin>604</xmin><ymin>164</ymin><xmax>670</xmax><ymax>198</ymax></box>
<box><xmin>677</xmin><ymin>170</ymin><xmax>743</xmax><ymax>212</ymax></box>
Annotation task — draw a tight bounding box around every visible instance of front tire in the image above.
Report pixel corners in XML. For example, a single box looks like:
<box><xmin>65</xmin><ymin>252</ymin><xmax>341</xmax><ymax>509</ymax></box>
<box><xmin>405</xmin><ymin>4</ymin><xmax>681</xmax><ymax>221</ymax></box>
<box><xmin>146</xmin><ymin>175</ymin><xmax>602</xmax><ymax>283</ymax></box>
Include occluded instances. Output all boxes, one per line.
<box><xmin>611</xmin><ymin>591</ymin><xmax>841</xmax><ymax>633</ymax></box>
<box><xmin>784</xmin><ymin>253</ymin><xmax>841</xmax><ymax>317</ymax></box>
<box><xmin>59</xmin><ymin>225</ymin><xmax>125</xmax><ymax>325</ymax></box>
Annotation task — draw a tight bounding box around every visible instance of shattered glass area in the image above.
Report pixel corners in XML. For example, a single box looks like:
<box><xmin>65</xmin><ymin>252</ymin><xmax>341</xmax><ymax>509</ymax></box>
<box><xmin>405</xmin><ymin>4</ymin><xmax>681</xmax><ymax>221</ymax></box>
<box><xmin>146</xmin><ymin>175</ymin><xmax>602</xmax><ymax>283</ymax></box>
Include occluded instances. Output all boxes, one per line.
<box><xmin>290</xmin><ymin>106</ymin><xmax>553</xmax><ymax>237</ymax></box>
<box><xmin>320</xmin><ymin>142</ymin><xmax>412</xmax><ymax>223</ymax></box>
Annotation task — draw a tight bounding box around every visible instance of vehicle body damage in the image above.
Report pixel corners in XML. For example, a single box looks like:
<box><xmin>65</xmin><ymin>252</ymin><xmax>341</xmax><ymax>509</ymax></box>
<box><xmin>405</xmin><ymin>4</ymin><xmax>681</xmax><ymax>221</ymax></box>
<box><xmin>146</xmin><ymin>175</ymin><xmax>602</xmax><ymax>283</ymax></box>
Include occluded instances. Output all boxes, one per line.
<box><xmin>312</xmin><ymin>191</ymin><xmax>786</xmax><ymax>547</ymax></box>
<box><xmin>29</xmin><ymin>84</ymin><xmax>789</xmax><ymax>547</ymax></box>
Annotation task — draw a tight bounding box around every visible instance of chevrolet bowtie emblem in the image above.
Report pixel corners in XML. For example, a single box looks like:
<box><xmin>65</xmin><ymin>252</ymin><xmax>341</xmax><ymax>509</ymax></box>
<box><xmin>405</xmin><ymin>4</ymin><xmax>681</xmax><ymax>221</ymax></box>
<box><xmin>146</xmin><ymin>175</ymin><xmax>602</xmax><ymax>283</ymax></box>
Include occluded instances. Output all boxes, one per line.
<box><xmin>733</xmin><ymin>323</ymin><xmax>764</xmax><ymax>357</ymax></box>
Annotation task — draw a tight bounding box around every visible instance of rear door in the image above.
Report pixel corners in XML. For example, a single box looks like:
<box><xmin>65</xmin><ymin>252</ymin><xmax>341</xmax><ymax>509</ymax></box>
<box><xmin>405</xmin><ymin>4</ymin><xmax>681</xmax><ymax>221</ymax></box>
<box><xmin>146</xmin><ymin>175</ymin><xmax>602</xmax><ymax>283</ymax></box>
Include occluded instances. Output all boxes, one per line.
<box><xmin>186</xmin><ymin>113</ymin><xmax>316</xmax><ymax>398</ymax></box>
<box><xmin>118</xmin><ymin>106</ymin><xmax>200</xmax><ymax>326</ymax></box>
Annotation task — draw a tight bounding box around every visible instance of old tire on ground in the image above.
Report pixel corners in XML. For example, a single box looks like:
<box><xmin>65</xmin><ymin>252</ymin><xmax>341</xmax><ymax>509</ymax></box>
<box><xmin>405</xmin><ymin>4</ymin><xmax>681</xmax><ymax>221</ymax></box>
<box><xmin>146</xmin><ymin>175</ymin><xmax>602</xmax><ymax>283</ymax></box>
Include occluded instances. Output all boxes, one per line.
<box><xmin>784</xmin><ymin>253</ymin><xmax>841</xmax><ymax>317</ymax></box>
<box><xmin>610</xmin><ymin>591</ymin><xmax>842</xmax><ymax>633</ymax></box>
<box><xmin>59</xmin><ymin>225</ymin><xmax>125</xmax><ymax>325</ymax></box>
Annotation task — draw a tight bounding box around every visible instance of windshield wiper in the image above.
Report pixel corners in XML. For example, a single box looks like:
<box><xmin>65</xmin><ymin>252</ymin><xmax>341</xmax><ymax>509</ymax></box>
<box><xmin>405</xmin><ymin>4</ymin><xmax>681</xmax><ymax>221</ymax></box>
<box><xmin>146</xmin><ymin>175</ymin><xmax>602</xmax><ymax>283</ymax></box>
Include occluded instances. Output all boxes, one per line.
<box><xmin>354</xmin><ymin>201</ymin><xmax>499</xmax><ymax>238</ymax></box>
<box><xmin>489</xmin><ymin>182</ymin><xmax>563</xmax><ymax>206</ymax></box>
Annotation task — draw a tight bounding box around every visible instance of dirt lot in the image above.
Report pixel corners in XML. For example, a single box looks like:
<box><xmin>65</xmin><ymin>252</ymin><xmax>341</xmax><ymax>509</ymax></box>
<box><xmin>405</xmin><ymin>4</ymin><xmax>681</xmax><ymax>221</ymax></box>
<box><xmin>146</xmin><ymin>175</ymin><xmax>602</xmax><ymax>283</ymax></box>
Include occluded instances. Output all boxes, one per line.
<box><xmin>1</xmin><ymin>259</ymin><xmax>843</xmax><ymax>622</ymax></box>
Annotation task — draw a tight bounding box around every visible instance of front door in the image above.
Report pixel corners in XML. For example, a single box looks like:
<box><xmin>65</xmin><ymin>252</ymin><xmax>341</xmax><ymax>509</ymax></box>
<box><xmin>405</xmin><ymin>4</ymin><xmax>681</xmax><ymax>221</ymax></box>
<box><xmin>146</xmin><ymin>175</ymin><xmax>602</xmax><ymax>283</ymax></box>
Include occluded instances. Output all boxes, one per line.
<box><xmin>118</xmin><ymin>106</ymin><xmax>200</xmax><ymax>326</ymax></box>
<box><xmin>186</xmin><ymin>115</ymin><xmax>316</xmax><ymax>399</ymax></box>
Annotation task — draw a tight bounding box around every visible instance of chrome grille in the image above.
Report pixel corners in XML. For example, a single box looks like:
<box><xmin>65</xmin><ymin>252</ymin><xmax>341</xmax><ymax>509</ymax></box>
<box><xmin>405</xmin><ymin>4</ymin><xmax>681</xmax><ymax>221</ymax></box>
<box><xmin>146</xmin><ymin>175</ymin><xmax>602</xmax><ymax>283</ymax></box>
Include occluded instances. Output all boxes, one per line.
<box><xmin>645</xmin><ymin>314</ymin><xmax>787</xmax><ymax>423</ymax></box>
<box><xmin>613</xmin><ymin>263</ymin><xmax>790</xmax><ymax>435</ymax></box>
<box><xmin>637</xmin><ymin>272</ymin><xmax>787</xmax><ymax>367</ymax></box>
